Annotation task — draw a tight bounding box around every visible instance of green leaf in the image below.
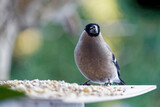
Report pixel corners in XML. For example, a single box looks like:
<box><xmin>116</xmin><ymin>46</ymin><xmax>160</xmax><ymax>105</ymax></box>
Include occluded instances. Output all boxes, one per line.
<box><xmin>0</xmin><ymin>86</ymin><xmax>25</xmax><ymax>101</ymax></box>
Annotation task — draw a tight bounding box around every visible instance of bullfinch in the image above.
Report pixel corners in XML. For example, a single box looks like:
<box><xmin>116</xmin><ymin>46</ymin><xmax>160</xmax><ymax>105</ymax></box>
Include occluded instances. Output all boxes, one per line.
<box><xmin>74</xmin><ymin>23</ymin><xmax>125</xmax><ymax>85</ymax></box>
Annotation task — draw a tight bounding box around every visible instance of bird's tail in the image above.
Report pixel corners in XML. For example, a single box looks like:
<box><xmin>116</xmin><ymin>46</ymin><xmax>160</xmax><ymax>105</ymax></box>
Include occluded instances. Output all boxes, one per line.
<box><xmin>117</xmin><ymin>78</ymin><xmax>126</xmax><ymax>85</ymax></box>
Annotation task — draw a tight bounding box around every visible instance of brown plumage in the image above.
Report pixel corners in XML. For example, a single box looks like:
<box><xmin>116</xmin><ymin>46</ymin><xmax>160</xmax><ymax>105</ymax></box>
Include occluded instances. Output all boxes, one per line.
<box><xmin>74</xmin><ymin>23</ymin><xmax>125</xmax><ymax>85</ymax></box>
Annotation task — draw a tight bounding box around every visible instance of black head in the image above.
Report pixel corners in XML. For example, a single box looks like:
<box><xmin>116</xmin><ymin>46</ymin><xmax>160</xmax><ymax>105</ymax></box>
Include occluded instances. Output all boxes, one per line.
<box><xmin>84</xmin><ymin>23</ymin><xmax>100</xmax><ymax>37</ymax></box>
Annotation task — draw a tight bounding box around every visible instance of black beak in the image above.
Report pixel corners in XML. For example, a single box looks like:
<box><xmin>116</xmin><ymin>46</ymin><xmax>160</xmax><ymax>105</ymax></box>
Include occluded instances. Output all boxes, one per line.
<box><xmin>89</xmin><ymin>25</ymin><xmax>98</xmax><ymax>34</ymax></box>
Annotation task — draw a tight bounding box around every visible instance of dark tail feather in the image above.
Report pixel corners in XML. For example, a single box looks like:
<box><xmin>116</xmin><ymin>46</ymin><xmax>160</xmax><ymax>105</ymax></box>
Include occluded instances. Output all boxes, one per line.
<box><xmin>117</xmin><ymin>78</ymin><xmax>126</xmax><ymax>85</ymax></box>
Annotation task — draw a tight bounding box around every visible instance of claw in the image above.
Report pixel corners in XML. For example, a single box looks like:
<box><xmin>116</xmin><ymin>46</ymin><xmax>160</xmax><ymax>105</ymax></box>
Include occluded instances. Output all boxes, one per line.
<box><xmin>104</xmin><ymin>79</ymin><xmax>111</xmax><ymax>86</ymax></box>
<box><xmin>80</xmin><ymin>80</ymin><xmax>91</xmax><ymax>86</ymax></box>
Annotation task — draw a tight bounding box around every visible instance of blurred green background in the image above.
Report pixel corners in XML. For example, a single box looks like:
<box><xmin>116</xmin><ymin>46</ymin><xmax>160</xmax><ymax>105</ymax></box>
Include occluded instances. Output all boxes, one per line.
<box><xmin>2</xmin><ymin>0</ymin><xmax>160</xmax><ymax>106</ymax></box>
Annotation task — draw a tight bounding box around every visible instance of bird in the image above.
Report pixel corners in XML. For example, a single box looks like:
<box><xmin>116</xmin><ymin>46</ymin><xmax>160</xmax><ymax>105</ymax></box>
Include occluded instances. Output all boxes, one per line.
<box><xmin>74</xmin><ymin>23</ymin><xmax>125</xmax><ymax>85</ymax></box>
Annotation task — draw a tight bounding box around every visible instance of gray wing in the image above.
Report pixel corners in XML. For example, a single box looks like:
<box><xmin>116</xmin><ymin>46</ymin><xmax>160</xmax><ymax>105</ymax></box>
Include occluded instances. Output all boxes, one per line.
<box><xmin>112</xmin><ymin>54</ymin><xmax>120</xmax><ymax>76</ymax></box>
<box><xmin>105</xmin><ymin>42</ymin><xmax>125</xmax><ymax>84</ymax></box>
<box><xmin>112</xmin><ymin>53</ymin><xmax>125</xmax><ymax>85</ymax></box>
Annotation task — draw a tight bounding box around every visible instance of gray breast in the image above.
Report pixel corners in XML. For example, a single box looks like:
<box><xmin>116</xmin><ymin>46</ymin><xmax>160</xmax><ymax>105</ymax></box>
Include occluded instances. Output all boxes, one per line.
<box><xmin>74</xmin><ymin>41</ymin><xmax>117</xmax><ymax>83</ymax></box>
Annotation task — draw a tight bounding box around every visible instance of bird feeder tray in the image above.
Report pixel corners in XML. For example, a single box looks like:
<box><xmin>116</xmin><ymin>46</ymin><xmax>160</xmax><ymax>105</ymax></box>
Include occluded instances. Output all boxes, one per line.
<box><xmin>0</xmin><ymin>80</ymin><xmax>156</xmax><ymax>107</ymax></box>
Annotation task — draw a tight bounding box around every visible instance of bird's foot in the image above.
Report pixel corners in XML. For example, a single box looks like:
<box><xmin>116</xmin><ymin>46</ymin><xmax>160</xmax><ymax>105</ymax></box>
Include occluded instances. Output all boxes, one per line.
<box><xmin>80</xmin><ymin>80</ymin><xmax>91</xmax><ymax>86</ymax></box>
<box><xmin>104</xmin><ymin>79</ymin><xmax>111</xmax><ymax>86</ymax></box>
<box><xmin>104</xmin><ymin>82</ymin><xmax>111</xmax><ymax>86</ymax></box>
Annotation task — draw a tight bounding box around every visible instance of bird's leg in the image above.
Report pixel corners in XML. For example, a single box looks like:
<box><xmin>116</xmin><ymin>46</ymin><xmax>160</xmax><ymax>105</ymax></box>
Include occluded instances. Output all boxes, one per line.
<box><xmin>81</xmin><ymin>80</ymin><xmax>91</xmax><ymax>86</ymax></box>
<box><xmin>104</xmin><ymin>79</ymin><xmax>111</xmax><ymax>86</ymax></box>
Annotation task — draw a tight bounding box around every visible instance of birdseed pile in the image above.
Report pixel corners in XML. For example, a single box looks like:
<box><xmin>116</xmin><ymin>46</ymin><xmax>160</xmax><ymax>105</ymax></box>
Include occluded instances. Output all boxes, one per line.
<box><xmin>0</xmin><ymin>79</ymin><xmax>126</xmax><ymax>99</ymax></box>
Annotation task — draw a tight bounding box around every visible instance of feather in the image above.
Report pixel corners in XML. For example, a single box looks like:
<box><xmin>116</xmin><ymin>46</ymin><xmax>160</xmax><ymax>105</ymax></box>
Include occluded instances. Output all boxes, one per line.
<box><xmin>112</xmin><ymin>54</ymin><xmax>125</xmax><ymax>85</ymax></box>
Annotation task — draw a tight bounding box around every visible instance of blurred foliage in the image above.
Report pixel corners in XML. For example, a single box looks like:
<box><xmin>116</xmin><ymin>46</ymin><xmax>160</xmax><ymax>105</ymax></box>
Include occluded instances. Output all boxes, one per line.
<box><xmin>117</xmin><ymin>0</ymin><xmax>160</xmax><ymax>19</ymax></box>
<box><xmin>9</xmin><ymin>0</ymin><xmax>160</xmax><ymax>107</ymax></box>
<box><xmin>11</xmin><ymin>23</ymin><xmax>86</xmax><ymax>84</ymax></box>
<box><xmin>0</xmin><ymin>86</ymin><xmax>24</xmax><ymax>101</ymax></box>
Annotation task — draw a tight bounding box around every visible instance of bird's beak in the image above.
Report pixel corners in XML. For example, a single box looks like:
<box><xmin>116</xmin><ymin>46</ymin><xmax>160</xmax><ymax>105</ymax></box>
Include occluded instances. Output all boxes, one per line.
<box><xmin>90</xmin><ymin>25</ymin><xmax>98</xmax><ymax>34</ymax></box>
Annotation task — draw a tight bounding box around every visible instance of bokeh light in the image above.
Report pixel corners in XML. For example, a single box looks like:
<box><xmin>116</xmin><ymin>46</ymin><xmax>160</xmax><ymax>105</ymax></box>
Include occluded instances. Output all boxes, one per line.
<box><xmin>14</xmin><ymin>29</ymin><xmax>43</xmax><ymax>57</ymax></box>
<box><xmin>80</xmin><ymin>0</ymin><xmax>122</xmax><ymax>21</ymax></box>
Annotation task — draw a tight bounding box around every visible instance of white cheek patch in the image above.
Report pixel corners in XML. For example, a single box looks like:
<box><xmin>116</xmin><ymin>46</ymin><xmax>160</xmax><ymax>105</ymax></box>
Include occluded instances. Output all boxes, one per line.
<box><xmin>94</xmin><ymin>25</ymin><xmax>98</xmax><ymax>33</ymax></box>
